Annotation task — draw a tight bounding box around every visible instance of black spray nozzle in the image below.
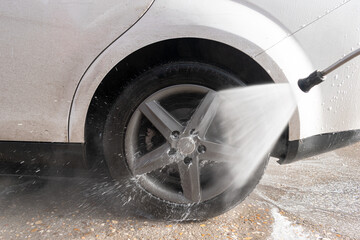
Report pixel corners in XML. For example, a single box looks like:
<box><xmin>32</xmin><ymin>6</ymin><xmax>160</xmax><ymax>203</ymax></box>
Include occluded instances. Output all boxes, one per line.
<box><xmin>298</xmin><ymin>70</ymin><xmax>324</xmax><ymax>93</ymax></box>
<box><xmin>298</xmin><ymin>48</ymin><xmax>360</xmax><ymax>93</ymax></box>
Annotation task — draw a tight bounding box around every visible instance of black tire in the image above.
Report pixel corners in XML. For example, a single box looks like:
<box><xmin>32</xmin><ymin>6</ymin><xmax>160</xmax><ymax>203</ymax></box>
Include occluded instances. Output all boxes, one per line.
<box><xmin>102</xmin><ymin>62</ymin><xmax>268</xmax><ymax>220</ymax></box>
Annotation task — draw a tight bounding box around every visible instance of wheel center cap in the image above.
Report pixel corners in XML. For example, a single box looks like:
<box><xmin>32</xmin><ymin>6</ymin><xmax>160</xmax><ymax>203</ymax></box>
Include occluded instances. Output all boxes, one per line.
<box><xmin>177</xmin><ymin>137</ymin><xmax>196</xmax><ymax>155</ymax></box>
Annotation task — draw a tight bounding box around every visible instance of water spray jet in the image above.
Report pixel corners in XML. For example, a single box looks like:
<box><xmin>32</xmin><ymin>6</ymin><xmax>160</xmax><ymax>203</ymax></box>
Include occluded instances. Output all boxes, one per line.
<box><xmin>215</xmin><ymin>83</ymin><xmax>297</xmax><ymax>190</ymax></box>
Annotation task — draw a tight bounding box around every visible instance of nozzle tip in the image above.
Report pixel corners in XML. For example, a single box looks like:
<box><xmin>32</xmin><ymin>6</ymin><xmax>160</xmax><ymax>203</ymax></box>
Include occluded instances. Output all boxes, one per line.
<box><xmin>298</xmin><ymin>71</ymin><xmax>324</xmax><ymax>93</ymax></box>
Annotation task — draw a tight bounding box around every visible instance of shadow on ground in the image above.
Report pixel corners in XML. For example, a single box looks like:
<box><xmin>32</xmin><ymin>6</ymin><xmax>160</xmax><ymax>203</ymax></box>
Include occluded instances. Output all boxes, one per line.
<box><xmin>0</xmin><ymin>175</ymin><xmax>151</xmax><ymax>221</ymax></box>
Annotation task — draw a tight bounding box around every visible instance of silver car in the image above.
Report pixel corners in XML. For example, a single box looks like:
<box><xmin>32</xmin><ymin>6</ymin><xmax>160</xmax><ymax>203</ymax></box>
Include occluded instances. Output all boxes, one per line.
<box><xmin>1</xmin><ymin>0</ymin><xmax>359</xmax><ymax>219</ymax></box>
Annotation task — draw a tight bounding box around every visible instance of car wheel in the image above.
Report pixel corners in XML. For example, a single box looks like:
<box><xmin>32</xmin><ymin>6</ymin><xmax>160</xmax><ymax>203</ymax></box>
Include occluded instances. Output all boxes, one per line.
<box><xmin>102</xmin><ymin>61</ymin><xmax>268</xmax><ymax>220</ymax></box>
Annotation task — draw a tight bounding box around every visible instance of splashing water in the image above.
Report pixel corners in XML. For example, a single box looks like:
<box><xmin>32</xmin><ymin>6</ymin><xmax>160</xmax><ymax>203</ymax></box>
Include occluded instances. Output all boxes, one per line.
<box><xmin>216</xmin><ymin>83</ymin><xmax>297</xmax><ymax>189</ymax></box>
<box><xmin>270</xmin><ymin>208</ymin><xmax>311</xmax><ymax>240</ymax></box>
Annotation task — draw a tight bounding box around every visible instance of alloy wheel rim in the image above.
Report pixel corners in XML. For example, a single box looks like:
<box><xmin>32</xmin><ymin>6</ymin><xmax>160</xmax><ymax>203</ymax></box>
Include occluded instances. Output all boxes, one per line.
<box><xmin>125</xmin><ymin>84</ymin><xmax>236</xmax><ymax>204</ymax></box>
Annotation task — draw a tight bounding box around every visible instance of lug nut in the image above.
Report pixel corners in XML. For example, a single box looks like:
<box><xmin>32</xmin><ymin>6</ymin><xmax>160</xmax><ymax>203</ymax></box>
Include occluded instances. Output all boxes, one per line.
<box><xmin>184</xmin><ymin>157</ymin><xmax>192</xmax><ymax>165</ymax></box>
<box><xmin>197</xmin><ymin>145</ymin><xmax>206</xmax><ymax>154</ymax></box>
<box><xmin>171</xmin><ymin>131</ymin><xmax>180</xmax><ymax>139</ymax></box>
<box><xmin>168</xmin><ymin>148</ymin><xmax>177</xmax><ymax>155</ymax></box>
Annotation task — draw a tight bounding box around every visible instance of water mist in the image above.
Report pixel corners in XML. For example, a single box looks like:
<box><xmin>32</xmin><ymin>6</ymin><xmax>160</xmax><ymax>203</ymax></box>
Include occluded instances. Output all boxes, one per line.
<box><xmin>215</xmin><ymin>83</ymin><xmax>297</xmax><ymax>190</ymax></box>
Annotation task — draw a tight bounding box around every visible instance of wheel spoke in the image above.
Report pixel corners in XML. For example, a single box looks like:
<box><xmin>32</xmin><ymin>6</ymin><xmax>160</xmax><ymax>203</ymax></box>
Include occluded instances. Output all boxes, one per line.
<box><xmin>185</xmin><ymin>91</ymin><xmax>220</xmax><ymax>138</ymax></box>
<box><xmin>199</xmin><ymin>140</ymin><xmax>237</xmax><ymax>162</ymax></box>
<box><xmin>139</xmin><ymin>100</ymin><xmax>183</xmax><ymax>141</ymax></box>
<box><xmin>133</xmin><ymin>144</ymin><xmax>172</xmax><ymax>175</ymax></box>
<box><xmin>178</xmin><ymin>158</ymin><xmax>201</xmax><ymax>202</ymax></box>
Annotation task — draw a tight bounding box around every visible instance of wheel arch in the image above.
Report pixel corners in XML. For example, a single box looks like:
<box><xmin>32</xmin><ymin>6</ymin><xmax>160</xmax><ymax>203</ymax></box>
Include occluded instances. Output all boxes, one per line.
<box><xmin>69</xmin><ymin>0</ymin><xmax>311</xmax><ymax>145</ymax></box>
<box><xmin>81</xmin><ymin>37</ymin><xmax>281</xmax><ymax>167</ymax></box>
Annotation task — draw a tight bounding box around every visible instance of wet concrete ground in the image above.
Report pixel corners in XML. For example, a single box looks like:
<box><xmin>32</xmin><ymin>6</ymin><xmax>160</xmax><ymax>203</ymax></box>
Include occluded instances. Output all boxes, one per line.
<box><xmin>0</xmin><ymin>143</ymin><xmax>359</xmax><ymax>239</ymax></box>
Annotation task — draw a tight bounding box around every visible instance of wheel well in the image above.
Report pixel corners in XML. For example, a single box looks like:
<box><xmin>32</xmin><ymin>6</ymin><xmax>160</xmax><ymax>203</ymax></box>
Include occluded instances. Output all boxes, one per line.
<box><xmin>85</xmin><ymin>38</ymin><xmax>278</xmax><ymax>168</ymax></box>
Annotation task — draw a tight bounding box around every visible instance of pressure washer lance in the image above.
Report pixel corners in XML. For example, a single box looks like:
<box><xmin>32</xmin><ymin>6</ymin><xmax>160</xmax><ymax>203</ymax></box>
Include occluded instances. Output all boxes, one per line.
<box><xmin>298</xmin><ymin>48</ymin><xmax>360</xmax><ymax>92</ymax></box>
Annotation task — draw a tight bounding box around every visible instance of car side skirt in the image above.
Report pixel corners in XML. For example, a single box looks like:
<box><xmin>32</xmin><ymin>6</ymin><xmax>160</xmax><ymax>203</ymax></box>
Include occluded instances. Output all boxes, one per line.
<box><xmin>0</xmin><ymin>141</ymin><xmax>86</xmax><ymax>172</ymax></box>
<box><xmin>277</xmin><ymin>129</ymin><xmax>360</xmax><ymax>164</ymax></box>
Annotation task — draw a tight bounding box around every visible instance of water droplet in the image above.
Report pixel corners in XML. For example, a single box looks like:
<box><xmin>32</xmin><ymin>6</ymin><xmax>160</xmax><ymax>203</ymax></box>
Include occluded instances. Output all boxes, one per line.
<box><xmin>327</xmin><ymin>106</ymin><xmax>332</xmax><ymax>111</ymax></box>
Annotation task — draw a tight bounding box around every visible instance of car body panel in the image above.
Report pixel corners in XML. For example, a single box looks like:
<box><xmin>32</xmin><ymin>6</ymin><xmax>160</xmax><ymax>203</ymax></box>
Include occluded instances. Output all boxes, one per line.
<box><xmin>70</xmin><ymin>0</ymin><xmax>360</xmax><ymax>142</ymax></box>
<box><xmin>246</xmin><ymin>0</ymin><xmax>351</xmax><ymax>34</ymax></box>
<box><xmin>69</xmin><ymin>0</ymin><xmax>299</xmax><ymax>142</ymax></box>
<box><xmin>1</xmin><ymin>0</ymin><xmax>359</xmax><ymax>146</ymax></box>
<box><xmin>258</xmin><ymin>0</ymin><xmax>360</xmax><ymax>139</ymax></box>
<box><xmin>0</xmin><ymin>0</ymin><xmax>153</xmax><ymax>142</ymax></box>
